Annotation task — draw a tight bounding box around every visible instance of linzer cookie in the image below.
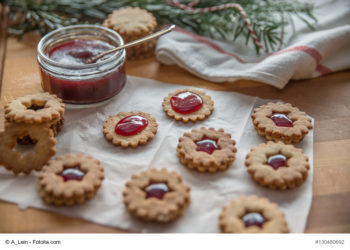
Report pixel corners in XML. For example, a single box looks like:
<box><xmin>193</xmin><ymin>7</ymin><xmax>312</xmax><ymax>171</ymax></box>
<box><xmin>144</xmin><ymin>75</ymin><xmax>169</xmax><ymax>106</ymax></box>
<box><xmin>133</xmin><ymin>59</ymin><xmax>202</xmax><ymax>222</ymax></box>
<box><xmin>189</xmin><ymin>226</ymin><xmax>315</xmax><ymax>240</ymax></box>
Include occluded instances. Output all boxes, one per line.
<box><xmin>219</xmin><ymin>196</ymin><xmax>289</xmax><ymax>233</ymax></box>
<box><xmin>103</xmin><ymin>7</ymin><xmax>157</xmax><ymax>59</ymax></box>
<box><xmin>251</xmin><ymin>102</ymin><xmax>312</xmax><ymax>144</ymax></box>
<box><xmin>123</xmin><ymin>168</ymin><xmax>191</xmax><ymax>223</ymax></box>
<box><xmin>4</xmin><ymin>92</ymin><xmax>65</xmax><ymax>136</ymax></box>
<box><xmin>177</xmin><ymin>127</ymin><xmax>237</xmax><ymax>173</ymax></box>
<box><xmin>0</xmin><ymin>123</ymin><xmax>56</xmax><ymax>175</ymax></box>
<box><xmin>38</xmin><ymin>153</ymin><xmax>104</xmax><ymax>206</ymax></box>
<box><xmin>245</xmin><ymin>141</ymin><xmax>310</xmax><ymax>190</ymax></box>
<box><xmin>162</xmin><ymin>89</ymin><xmax>214</xmax><ymax>122</ymax></box>
<box><xmin>103</xmin><ymin>111</ymin><xmax>158</xmax><ymax>148</ymax></box>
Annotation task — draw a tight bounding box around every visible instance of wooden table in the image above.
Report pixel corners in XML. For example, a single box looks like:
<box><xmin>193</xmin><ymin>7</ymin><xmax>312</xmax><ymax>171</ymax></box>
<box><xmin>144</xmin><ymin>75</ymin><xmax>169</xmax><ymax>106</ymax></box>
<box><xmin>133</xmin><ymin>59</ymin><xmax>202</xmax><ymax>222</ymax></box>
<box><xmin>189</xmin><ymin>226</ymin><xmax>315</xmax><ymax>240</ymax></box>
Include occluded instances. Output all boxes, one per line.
<box><xmin>1</xmin><ymin>23</ymin><xmax>350</xmax><ymax>233</ymax></box>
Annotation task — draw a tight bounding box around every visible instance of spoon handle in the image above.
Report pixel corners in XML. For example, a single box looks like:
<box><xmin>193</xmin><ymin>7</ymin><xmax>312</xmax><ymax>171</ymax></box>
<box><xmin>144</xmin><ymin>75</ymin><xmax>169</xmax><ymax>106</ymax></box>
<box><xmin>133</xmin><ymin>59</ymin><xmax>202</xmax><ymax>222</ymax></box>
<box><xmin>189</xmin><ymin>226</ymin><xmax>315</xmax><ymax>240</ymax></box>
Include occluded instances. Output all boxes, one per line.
<box><xmin>89</xmin><ymin>24</ymin><xmax>175</xmax><ymax>63</ymax></box>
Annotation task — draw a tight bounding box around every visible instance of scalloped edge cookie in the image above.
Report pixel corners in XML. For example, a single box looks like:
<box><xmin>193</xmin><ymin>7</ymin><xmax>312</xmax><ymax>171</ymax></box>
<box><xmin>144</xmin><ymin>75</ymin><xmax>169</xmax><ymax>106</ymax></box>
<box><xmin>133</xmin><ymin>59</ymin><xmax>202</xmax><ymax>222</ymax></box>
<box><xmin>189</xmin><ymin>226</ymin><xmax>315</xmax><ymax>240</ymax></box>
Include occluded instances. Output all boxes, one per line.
<box><xmin>4</xmin><ymin>92</ymin><xmax>65</xmax><ymax>137</ymax></box>
<box><xmin>38</xmin><ymin>153</ymin><xmax>104</xmax><ymax>206</ymax></box>
<box><xmin>162</xmin><ymin>89</ymin><xmax>214</xmax><ymax>122</ymax></box>
<box><xmin>123</xmin><ymin>168</ymin><xmax>191</xmax><ymax>223</ymax></box>
<box><xmin>219</xmin><ymin>196</ymin><xmax>289</xmax><ymax>233</ymax></box>
<box><xmin>0</xmin><ymin>122</ymin><xmax>56</xmax><ymax>175</ymax></box>
<box><xmin>245</xmin><ymin>141</ymin><xmax>310</xmax><ymax>190</ymax></box>
<box><xmin>177</xmin><ymin>127</ymin><xmax>237</xmax><ymax>173</ymax></box>
<box><xmin>251</xmin><ymin>102</ymin><xmax>312</xmax><ymax>144</ymax></box>
<box><xmin>103</xmin><ymin>111</ymin><xmax>158</xmax><ymax>148</ymax></box>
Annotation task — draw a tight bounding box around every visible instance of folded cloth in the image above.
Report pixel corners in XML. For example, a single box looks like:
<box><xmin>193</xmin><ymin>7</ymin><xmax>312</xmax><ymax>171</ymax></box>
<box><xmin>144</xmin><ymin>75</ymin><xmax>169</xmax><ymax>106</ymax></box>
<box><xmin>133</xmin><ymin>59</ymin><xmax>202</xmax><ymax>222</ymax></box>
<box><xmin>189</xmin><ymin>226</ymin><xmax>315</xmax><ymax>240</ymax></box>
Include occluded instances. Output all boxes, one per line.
<box><xmin>156</xmin><ymin>0</ymin><xmax>350</xmax><ymax>89</ymax></box>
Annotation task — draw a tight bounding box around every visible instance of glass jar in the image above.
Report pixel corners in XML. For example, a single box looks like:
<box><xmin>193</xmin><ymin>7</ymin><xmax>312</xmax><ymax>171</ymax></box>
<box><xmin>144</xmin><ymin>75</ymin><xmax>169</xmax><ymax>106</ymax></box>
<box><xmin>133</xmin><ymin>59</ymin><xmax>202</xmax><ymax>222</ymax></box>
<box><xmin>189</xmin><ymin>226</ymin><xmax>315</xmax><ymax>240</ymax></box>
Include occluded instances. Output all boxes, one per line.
<box><xmin>37</xmin><ymin>25</ymin><xmax>126</xmax><ymax>104</ymax></box>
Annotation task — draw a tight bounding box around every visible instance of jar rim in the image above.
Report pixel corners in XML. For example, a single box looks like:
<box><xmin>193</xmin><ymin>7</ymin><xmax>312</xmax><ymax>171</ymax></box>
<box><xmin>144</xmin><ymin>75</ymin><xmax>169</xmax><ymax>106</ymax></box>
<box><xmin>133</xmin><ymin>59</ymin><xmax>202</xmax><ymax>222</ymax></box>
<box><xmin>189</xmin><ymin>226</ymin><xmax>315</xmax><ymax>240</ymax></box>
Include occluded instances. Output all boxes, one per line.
<box><xmin>37</xmin><ymin>24</ymin><xmax>125</xmax><ymax>70</ymax></box>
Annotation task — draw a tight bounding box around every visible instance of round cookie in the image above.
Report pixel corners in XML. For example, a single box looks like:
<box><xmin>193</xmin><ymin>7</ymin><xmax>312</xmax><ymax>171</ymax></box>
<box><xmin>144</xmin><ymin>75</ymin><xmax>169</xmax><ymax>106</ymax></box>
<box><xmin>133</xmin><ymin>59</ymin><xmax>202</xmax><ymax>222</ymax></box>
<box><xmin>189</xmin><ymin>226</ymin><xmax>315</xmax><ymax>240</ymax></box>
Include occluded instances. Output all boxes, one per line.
<box><xmin>251</xmin><ymin>102</ymin><xmax>312</xmax><ymax>144</ymax></box>
<box><xmin>103</xmin><ymin>7</ymin><xmax>157</xmax><ymax>59</ymax></box>
<box><xmin>38</xmin><ymin>153</ymin><xmax>104</xmax><ymax>206</ymax></box>
<box><xmin>177</xmin><ymin>127</ymin><xmax>237</xmax><ymax>173</ymax></box>
<box><xmin>123</xmin><ymin>168</ymin><xmax>191</xmax><ymax>223</ymax></box>
<box><xmin>4</xmin><ymin>92</ymin><xmax>65</xmax><ymax>137</ymax></box>
<box><xmin>245</xmin><ymin>141</ymin><xmax>310</xmax><ymax>190</ymax></box>
<box><xmin>0</xmin><ymin>122</ymin><xmax>56</xmax><ymax>175</ymax></box>
<box><xmin>162</xmin><ymin>89</ymin><xmax>214</xmax><ymax>122</ymax></box>
<box><xmin>103</xmin><ymin>111</ymin><xmax>158</xmax><ymax>148</ymax></box>
<box><xmin>219</xmin><ymin>196</ymin><xmax>289</xmax><ymax>233</ymax></box>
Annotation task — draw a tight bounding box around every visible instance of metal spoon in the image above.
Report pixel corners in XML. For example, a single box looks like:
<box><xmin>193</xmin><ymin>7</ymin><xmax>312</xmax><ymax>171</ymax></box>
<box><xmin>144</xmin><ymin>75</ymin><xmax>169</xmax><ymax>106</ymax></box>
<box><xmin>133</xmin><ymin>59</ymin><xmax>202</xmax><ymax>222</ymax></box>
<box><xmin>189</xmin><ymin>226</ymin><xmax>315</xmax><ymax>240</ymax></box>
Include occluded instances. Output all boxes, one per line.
<box><xmin>85</xmin><ymin>24</ymin><xmax>175</xmax><ymax>64</ymax></box>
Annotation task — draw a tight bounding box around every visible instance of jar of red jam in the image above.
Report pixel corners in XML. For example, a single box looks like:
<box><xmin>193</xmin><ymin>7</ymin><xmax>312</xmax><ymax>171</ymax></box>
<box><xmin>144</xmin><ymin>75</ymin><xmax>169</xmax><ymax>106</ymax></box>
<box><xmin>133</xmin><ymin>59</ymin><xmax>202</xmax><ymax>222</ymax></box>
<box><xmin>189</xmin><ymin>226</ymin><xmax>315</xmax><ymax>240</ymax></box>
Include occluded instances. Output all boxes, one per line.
<box><xmin>37</xmin><ymin>25</ymin><xmax>126</xmax><ymax>104</ymax></box>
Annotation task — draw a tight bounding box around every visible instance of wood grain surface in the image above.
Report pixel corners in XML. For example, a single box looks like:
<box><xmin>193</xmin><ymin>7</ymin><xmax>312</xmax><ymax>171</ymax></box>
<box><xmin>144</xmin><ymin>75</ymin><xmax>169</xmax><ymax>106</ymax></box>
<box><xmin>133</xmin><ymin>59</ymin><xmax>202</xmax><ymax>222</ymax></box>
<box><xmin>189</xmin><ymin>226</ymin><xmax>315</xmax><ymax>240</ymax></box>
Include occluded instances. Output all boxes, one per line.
<box><xmin>0</xmin><ymin>30</ymin><xmax>349</xmax><ymax>233</ymax></box>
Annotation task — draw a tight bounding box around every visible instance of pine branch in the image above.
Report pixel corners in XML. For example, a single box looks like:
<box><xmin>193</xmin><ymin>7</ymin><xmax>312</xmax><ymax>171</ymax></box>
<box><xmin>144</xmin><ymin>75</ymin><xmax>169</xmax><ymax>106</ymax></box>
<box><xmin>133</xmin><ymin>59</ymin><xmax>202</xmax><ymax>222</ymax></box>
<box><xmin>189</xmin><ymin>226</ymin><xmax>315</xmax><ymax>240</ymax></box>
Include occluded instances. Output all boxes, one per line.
<box><xmin>2</xmin><ymin>0</ymin><xmax>316</xmax><ymax>54</ymax></box>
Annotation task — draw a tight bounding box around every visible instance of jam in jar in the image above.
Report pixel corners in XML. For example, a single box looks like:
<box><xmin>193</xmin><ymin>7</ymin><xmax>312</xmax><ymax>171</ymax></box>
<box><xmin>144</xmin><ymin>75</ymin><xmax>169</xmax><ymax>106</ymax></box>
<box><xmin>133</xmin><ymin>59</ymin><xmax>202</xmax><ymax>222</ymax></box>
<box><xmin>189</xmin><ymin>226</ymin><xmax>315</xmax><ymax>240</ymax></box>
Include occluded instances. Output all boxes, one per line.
<box><xmin>37</xmin><ymin>25</ymin><xmax>126</xmax><ymax>104</ymax></box>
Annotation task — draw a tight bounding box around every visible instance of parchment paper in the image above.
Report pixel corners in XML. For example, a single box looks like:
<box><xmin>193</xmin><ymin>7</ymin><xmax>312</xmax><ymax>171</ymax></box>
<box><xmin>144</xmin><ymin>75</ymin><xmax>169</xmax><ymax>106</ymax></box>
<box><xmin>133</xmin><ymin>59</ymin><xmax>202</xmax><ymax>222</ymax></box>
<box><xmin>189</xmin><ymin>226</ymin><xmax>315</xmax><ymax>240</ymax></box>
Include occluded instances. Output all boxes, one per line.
<box><xmin>0</xmin><ymin>76</ymin><xmax>313</xmax><ymax>233</ymax></box>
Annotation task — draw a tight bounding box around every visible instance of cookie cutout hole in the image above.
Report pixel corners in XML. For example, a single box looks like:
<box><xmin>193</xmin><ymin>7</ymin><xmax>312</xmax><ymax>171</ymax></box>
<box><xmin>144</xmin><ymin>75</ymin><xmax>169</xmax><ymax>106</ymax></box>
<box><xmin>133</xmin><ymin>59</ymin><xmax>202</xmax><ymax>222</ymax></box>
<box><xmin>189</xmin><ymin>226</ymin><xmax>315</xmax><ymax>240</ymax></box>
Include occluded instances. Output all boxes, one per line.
<box><xmin>270</xmin><ymin>112</ymin><xmax>293</xmax><ymax>127</ymax></box>
<box><xmin>25</xmin><ymin>100</ymin><xmax>48</xmax><ymax>111</ymax></box>
<box><xmin>143</xmin><ymin>182</ymin><xmax>170</xmax><ymax>200</ymax></box>
<box><xmin>267</xmin><ymin>154</ymin><xmax>288</xmax><ymax>170</ymax></box>
<box><xmin>170</xmin><ymin>91</ymin><xmax>203</xmax><ymax>114</ymax></box>
<box><xmin>241</xmin><ymin>211</ymin><xmax>265</xmax><ymax>228</ymax></box>
<box><xmin>14</xmin><ymin>136</ymin><xmax>37</xmax><ymax>157</ymax></box>
<box><xmin>115</xmin><ymin>115</ymin><xmax>148</xmax><ymax>136</ymax></box>
<box><xmin>196</xmin><ymin>137</ymin><xmax>219</xmax><ymax>155</ymax></box>
<box><xmin>59</xmin><ymin>165</ymin><xmax>85</xmax><ymax>182</ymax></box>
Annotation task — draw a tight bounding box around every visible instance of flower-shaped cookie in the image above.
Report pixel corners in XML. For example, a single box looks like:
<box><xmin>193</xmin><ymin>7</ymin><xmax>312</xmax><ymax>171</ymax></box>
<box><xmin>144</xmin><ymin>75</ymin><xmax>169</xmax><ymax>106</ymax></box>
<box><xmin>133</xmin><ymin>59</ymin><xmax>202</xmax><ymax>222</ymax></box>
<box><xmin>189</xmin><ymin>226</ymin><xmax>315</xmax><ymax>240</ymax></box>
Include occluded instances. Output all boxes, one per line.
<box><xmin>38</xmin><ymin>153</ymin><xmax>104</xmax><ymax>206</ymax></box>
<box><xmin>4</xmin><ymin>92</ymin><xmax>65</xmax><ymax>136</ymax></box>
<box><xmin>103</xmin><ymin>7</ymin><xmax>157</xmax><ymax>59</ymax></box>
<box><xmin>123</xmin><ymin>168</ymin><xmax>191</xmax><ymax>223</ymax></box>
<box><xmin>251</xmin><ymin>102</ymin><xmax>312</xmax><ymax>143</ymax></box>
<box><xmin>219</xmin><ymin>196</ymin><xmax>289</xmax><ymax>233</ymax></box>
<box><xmin>162</xmin><ymin>89</ymin><xmax>214</xmax><ymax>122</ymax></box>
<box><xmin>0</xmin><ymin>123</ymin><xmax>56</xmax><ymax>175</ymax></box>
<box><xmin>245</xmin><ymin>141</ymin><xmax>310</xmax><ymax>190</ymax></box>
<box><xmin>177</xmin><ymin>127</ymin><xmax>237</xmax><ymax>173</ymax></box>
<box><xmin>103</xmin><ymin>111</ymin><xmax>158</xmax><ymax>148</ymax></box>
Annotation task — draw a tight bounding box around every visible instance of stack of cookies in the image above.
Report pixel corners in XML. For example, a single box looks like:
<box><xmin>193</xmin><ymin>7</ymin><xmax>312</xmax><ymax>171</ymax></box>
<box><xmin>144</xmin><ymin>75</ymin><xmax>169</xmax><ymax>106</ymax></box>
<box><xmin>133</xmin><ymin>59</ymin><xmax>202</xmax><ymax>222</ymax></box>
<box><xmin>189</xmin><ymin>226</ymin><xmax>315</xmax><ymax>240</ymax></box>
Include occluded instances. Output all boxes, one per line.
<box><xmin>103</xmin><ymin>7</ymin><xmax>157</xmax><ymax>60</ymax></box>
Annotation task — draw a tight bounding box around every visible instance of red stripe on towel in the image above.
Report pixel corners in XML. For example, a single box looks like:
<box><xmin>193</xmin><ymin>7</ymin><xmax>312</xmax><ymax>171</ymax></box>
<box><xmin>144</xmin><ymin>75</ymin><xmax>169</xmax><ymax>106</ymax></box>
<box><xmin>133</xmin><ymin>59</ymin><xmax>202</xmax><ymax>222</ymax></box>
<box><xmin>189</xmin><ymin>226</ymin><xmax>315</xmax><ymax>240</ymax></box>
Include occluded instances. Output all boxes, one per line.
<box><xmin>174</xmin><ymin>27</ymin><xmax>333</xmax><ymax>75</ymax></box>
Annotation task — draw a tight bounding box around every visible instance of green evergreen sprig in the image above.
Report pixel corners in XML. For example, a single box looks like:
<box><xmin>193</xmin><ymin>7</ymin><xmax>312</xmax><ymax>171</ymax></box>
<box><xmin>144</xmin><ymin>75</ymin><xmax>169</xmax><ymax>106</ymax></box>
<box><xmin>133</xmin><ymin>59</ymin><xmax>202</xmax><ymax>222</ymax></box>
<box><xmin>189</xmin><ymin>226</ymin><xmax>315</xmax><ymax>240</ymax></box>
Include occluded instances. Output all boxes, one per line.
<box><xmin>1</xmin><ymin>0</ymin><xmax>316</xmax><ymax>54</ymax></box>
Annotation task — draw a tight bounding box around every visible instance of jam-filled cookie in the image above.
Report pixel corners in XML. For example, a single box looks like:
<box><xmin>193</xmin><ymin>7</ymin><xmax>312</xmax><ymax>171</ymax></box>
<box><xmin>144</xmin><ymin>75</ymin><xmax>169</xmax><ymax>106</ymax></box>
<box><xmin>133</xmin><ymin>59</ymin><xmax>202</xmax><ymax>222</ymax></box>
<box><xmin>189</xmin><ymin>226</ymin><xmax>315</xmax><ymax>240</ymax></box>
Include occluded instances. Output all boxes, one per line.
<box><xmin>103</xmin><ymin>111</ymin><xmax>158</xmax><ymax>148</ymax></box>
<box><xmin>177</xmin><ymin>127</ymin><xmax>237</xmax><ymax>173</ymax></box>
<box><xmin>162</xmin><ymin>89</ymin><xmax>214</xmax><ymax>122</ymax></box>
<box><xmin>123</xmin><ymin>168</ymin><xmax>191</xmax><ymax>223</ymax></box>
<box><xmin>251</xmin><ymin>102</ymin><xmax>312</xmax><ymax>144</ymax></box>
<box><xmin>219</xmin><ymin>196</ymin><xmax>289</xmax><ymax>233</ymax></box>
<box><xmin>4</xmin><ymin>92</ymin><xmax>65</xmax><ymax>137</ymax></box>
<box><xmin>0</xmin><ymin>122</ymin><xmax>56</xmax><ymax>175</ymax></box>
<box><xmin>38</xmin><ymin>153</ymin><xmax>104</xmax><ymax>206</ymax></box>
<box><xmin>245</xmin><ymin>141</ymin><xmax>310</xmax><ymax>190</ymax></box>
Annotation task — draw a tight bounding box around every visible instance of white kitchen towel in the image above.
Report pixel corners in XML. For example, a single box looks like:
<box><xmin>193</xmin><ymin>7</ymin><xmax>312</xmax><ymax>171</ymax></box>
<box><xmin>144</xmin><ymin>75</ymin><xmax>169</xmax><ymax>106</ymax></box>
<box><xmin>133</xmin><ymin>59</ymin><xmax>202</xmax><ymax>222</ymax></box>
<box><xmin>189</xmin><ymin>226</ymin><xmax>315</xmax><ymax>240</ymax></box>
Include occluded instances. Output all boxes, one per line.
<box><xmin>0</xmin><ymin>76</ymin><xmax>313</xmax><ymax>233</ymax></box>
<box><xmin>156</xmin><ymin>0</ymin><xmax>350</xmax><ymax>89</ymax></box>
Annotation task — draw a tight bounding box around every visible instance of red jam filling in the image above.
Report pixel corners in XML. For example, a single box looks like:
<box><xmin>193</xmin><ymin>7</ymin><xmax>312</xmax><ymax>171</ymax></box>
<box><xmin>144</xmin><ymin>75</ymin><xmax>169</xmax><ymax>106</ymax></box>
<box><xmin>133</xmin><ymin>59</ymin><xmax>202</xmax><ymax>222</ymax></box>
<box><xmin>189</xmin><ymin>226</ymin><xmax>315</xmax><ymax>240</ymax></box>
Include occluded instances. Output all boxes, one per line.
<box><xmin>270</xmin><ymin>113</ymin><xmax>293</xmax><ymax>127</ymax></box>
<box><xmin>170</xmin><ymin>91</ymin><xmax>203</xmax><ymax>114</ymax></box>
<box><xmin>144</xmin><ymin>183</ymin><xmax>169</xmax><ymax>199</ymax></box>
<box><xmin>60</xmin><ymin>166</ymin><xmax>85</xmax><ymax>182</ymax></box>
<box><xmin>267</xmin><ymin>154</ymin><xmax>288</xmax><ymax>170</ymax></box>
<box><xmin>115</xmin><ymin>115</ymin><xmax>148</xmax><ymax>136</ymax></box>
<box><xmin>42</xmin><ymin>39</ymin><xmax>126</xmax><ymax>104</ymax></box>
<box><xmin>196</xmin><ymin>138</ymin><xmax>219</xmax><ymax>154</ymax></box>
<box><xmin>242</xmin><ymin>212</ymin><xmax>265</xmax><ymax>228</ymax></box>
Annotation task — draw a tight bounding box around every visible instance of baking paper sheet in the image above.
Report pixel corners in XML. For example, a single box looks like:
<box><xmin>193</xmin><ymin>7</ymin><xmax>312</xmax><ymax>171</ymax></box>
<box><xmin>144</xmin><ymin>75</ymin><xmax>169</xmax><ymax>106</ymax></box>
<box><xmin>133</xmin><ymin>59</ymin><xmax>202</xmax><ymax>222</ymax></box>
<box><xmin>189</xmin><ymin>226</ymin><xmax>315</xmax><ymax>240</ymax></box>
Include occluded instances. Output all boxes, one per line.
<box><xmin>0</xmin><ymin>76</ymin><xmax>313</xmax><ymax>233</ymax></box>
